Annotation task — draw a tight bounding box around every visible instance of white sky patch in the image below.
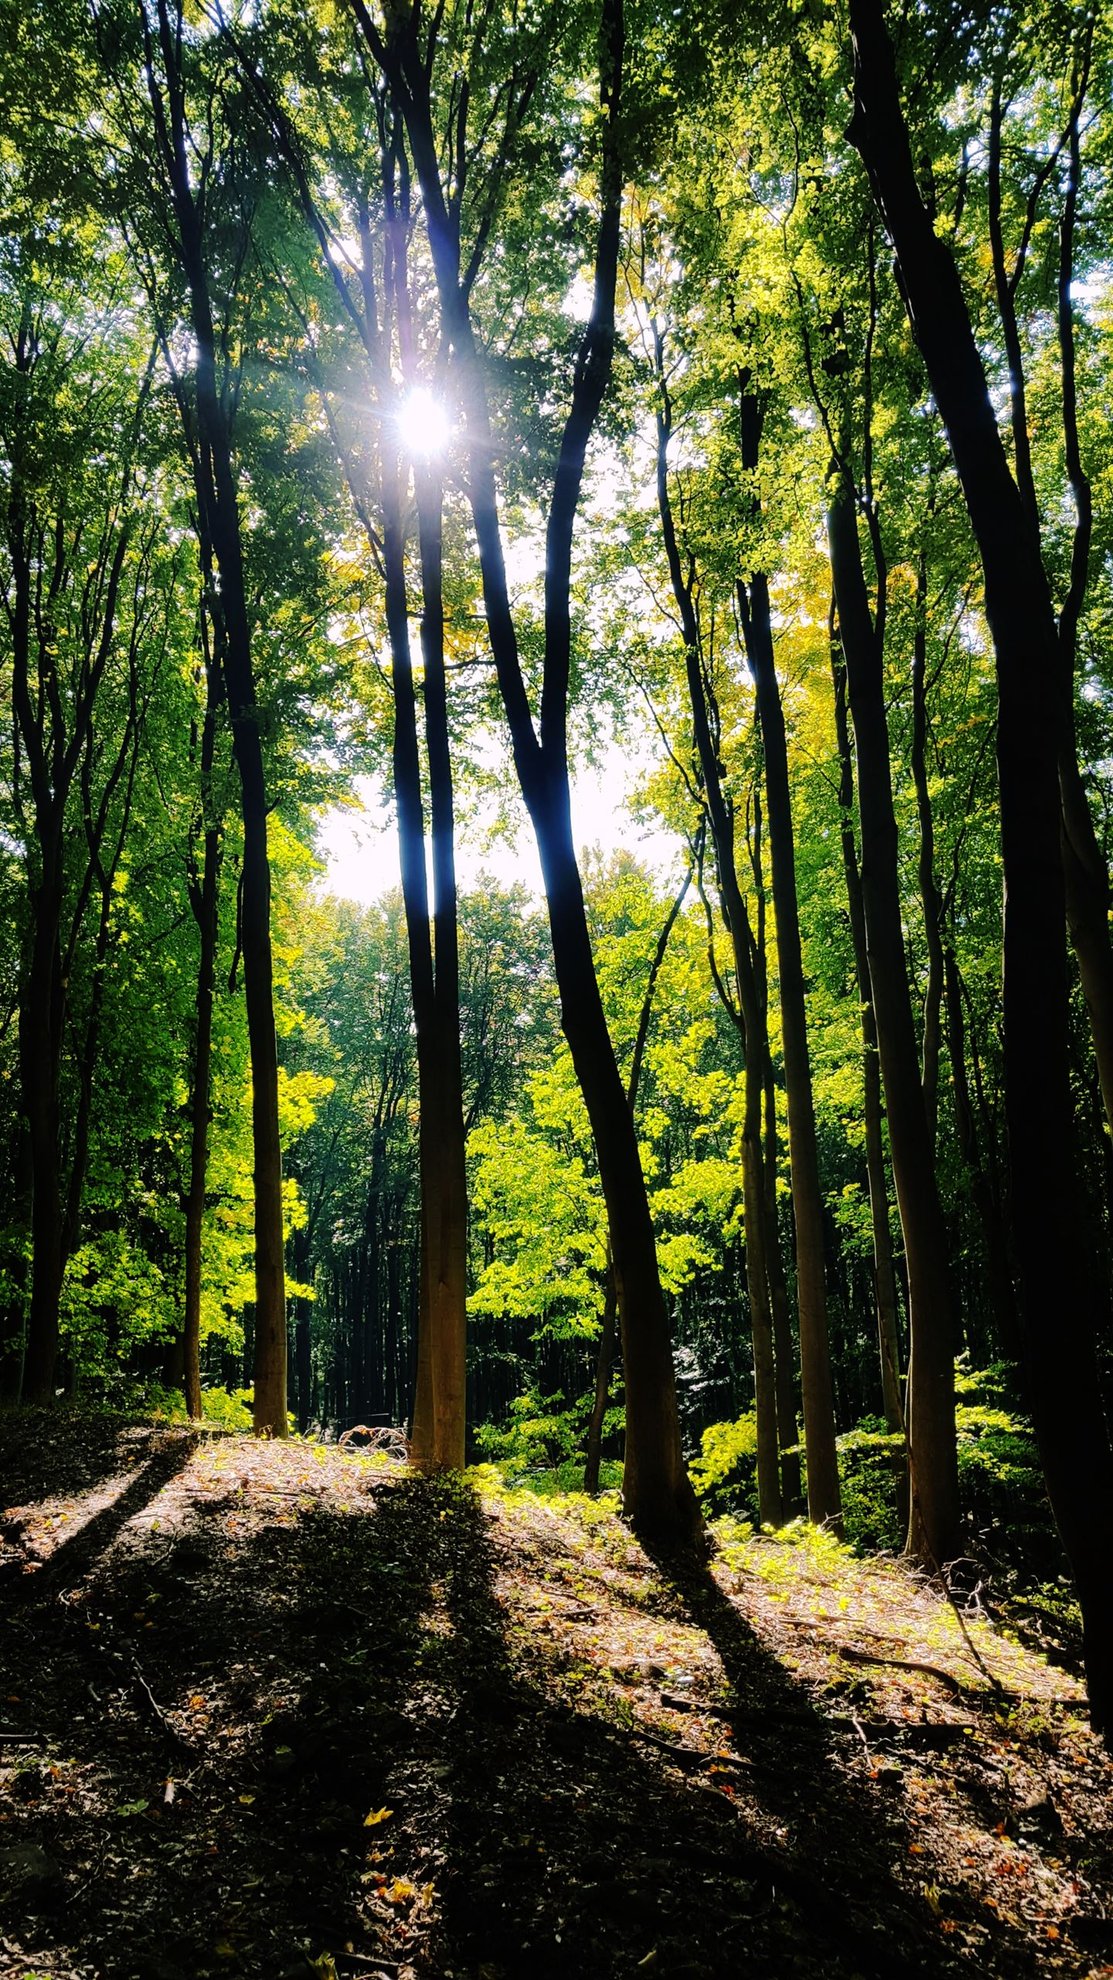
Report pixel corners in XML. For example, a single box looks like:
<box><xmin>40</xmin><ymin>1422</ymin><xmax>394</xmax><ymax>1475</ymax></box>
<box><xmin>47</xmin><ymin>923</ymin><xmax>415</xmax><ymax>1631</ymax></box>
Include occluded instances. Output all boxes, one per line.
<box><xmin>316</xmin><ymin>741</ymin><xmax>680</xmax><ymax>909</ymax></box>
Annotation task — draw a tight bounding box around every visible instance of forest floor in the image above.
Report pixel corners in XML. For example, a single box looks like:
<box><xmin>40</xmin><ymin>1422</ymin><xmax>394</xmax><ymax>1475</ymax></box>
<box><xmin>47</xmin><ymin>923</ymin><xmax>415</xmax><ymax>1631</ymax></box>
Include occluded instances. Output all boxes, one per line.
<box><xmin>1</xmin><ymin>1417</ymin><xmax>1112</xmax><ymax>1980</ymax></box>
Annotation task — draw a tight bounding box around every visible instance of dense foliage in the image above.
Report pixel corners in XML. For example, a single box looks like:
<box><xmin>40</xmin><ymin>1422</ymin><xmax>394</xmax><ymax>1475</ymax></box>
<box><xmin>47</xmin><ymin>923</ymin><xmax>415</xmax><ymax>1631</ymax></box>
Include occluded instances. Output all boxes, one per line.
<box><xmin>5</xmin><ymin>0</ymin><xmax>1113</xmax><ymax>1684</ymax></box>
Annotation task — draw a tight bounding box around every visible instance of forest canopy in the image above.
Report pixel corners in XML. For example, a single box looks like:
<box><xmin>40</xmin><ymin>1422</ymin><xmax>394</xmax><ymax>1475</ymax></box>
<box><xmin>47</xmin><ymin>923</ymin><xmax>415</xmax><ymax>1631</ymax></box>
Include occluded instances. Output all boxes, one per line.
<box><xmin>4</xmin><ymin>0</ymin><xmax>1113</xmax><ymax>1730</ymax></box>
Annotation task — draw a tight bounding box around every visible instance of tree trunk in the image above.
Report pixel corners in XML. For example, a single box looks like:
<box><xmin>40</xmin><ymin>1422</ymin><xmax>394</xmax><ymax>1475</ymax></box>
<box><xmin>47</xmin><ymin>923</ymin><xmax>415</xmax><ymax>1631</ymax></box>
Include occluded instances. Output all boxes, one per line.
<box><xmin>849</xmin><ymin>0</ymin><xmax>1113</xmax><ymax>1731</ymax></box>
<box><xmin>19</xmin><ymin>875</ymin><xmax>65</xmax><ymax>1405</ymax></box>
<box><xmin>738</xmin><ymin>417</ymin><xmax>841</xmax><ymax>1525</ymax></box>
<box><xmin>416</xmin><ymin>461</ymin><xmax>468</xmax><ymax>1471</ymax></box>
<box><xmin>827</xmin><ymin>469</ymin><xmax>959</xmax><ymax>1565</ymax></box>
<box><xmin>942</xmin><ymin>945</ymin><xmax>1020</xmax><ymax>1359</ymax></box>
<box><xmin>366</xmin><ymin>0</ymin><xmax>699</xmax><ymax>1540</ymax></box>
<box><xmin>764</xmin><ymin>1061</ymin><xmax>804</xmax><ymax>1512</ymax></box>
<box><xmin>144</xmin><ymin>0</ymin><xmax>286</xmax><ymax>1434</ymax></box>
<box><xmin>584</xmin><ymin>865</ymin><xmax>691</xmax><ymax>1497</ymax></box>
<box><xmin>584</xmin><ymin>1253</ymin><xmax>618</xmax><ymax>1497</ymax></box>
<box><xmin>183</xmin><ymin>659</ymin><xmax>221</xmax><ymax>1422</ymax></box>
<box><xmin>910</xmin><ymin>554</ymin><xmax>945</xmax><ymax>1146</ymax></box>
<box><xmin>653</xmin><ymin>363</ymin><xmax>783</xmax><ymax>1525</ymax></box>
<box><xmin>538</xmin><ymin>781</ymin><xmax>699</xmax><ymax>1537</ymax></box>
<box><xmin>831</xmin><ymin>642</ymin><xmax>903</xmax><ymax>1431</ymax></box>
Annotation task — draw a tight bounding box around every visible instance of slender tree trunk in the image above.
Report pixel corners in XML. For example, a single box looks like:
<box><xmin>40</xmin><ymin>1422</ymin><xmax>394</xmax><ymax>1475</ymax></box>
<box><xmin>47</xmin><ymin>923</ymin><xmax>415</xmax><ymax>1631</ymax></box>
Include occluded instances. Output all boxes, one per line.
<box><xmin>827</xmin><ymin>470</ymin><xmax>959</xmax><ymax>1565</ymax></box>
<box><xmin>8</xmin><ymin>395</ymin><xmax>135</xmax><ymax>1402</ymax></box>
<box><xmin>942</xmin><ymin>945</ymin><xmax>1020</xmax><ymax>1359</ymax></box>
<box><xmin>742</xmin><ymin>1058</ymin><xmax>783</xmax><ymax>1527</ymax></box>
<box><xmin>377</xmin><ymin>442</ymin><xmax>467</xmax><ymax>1471</ymax></box>
<box><xmin>584</xmin><ymin>866</ymin><xmax>690</xmax><ymax>1496</ymax></box>
<box><xmin>654</xmin><ymin>367</ymin><xmax>782</xmax><ymax>1524</ymax></box>
<box><xmin>764</xmin><ymin>1062</ymin><xmax>804</xmax><ymax>1511</ymax></box>
<box><xmin>19</xmin><ymin>875</ymin><xmax>65</xmax><ymax>1405</ymax></box>
<box><xmin>910</xmin><ymin>554</ymin><xmax>945</xmax><ymax>1145</ymax></box>
<box><xmin>696</xmin><ymin>842</ymin><xmax>783</xmax><ymax>1524</ymax></box>
<box><xmin>831</xmin><ymin>642</ymin><xmax>903</xmax><ymax>1430</ymax></box>
<box><xmin>416</xmin><ymin>461</ymin><xmax>468</xmax><ymax>1470</ymax></box>
<box><xmin>737</xmin><ymin>403</ymin><xmax>841</xmax><ymax>1524</ymax></box>
<box><xmin>849</xmin><ymin>0</ymin><xmax>1113</xmax><ymax>1731</ymax></box>
<box><xmin>366</xmin><ymin>0</ymin><xmax>698</xmax><ymax>1539</ymax></box>
<box><xmin>584</xmin><ymin>1253</ymin><xmax>618</xmax><ymax>1497</ymax></box>
<box><xmin>184</xmin><ymin>806</ymin><xmax>220</xmax><ymax>1420</ymax></box>
<box><xmin>538</xmin><ymin>780</ymin><xmax>699</xmax><ymax>1536</ymax></box>
<box><xmin>144</xmin><ymin>0</ymin><xmax>286</xmax><ymax>1433</ymax></box>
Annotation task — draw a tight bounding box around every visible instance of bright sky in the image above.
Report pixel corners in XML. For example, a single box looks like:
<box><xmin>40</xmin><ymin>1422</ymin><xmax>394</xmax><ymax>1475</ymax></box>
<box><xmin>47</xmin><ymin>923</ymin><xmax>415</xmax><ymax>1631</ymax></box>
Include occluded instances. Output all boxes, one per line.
<box><xmin>319</xmin><ymin>388</ymin><xmax>683</xmax><ymax>905</ymax></box>
<box><xmin>316</xmin><ymin>741</ymin><xmax>681</xmax><ymax>906</ymax></box>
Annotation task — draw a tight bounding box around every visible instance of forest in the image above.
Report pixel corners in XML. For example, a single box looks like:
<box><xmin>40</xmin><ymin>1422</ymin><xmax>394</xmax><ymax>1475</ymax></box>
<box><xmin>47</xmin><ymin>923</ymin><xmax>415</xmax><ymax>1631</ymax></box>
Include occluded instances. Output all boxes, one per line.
<box><xmin>4</xmin><ymin>0</ymin><xmax>1113</xmax><ymax>1971</ymax></box>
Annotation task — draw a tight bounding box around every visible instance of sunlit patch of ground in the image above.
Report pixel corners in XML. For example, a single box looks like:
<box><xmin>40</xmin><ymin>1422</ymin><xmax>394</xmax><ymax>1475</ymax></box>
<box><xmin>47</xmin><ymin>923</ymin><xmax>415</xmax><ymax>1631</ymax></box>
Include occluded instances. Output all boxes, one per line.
<box><xmin>1</xmin><ymin>1421</ymin><xmax>1111</xmax><ymax>1979</ymax></box>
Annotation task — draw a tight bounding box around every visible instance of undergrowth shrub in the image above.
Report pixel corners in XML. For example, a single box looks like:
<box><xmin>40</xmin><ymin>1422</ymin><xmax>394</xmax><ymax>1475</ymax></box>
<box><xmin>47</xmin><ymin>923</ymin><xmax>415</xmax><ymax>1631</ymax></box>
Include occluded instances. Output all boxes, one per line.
<box><xmin>474</xmin><ymin>1386</ymin><xmax>623</xmax><ymax>1486</ymax></box>
<box><xmin>836</xmin><ymin>1420</ymin><xmax>903</xmax><ymax>1553</ymax></box>
<box><xmin>690</xmin><ymin>1367</ymin><xmax>1060</xmax><ymax>1569</ymax></box>
<box><xmin>689</xmin><ymin>1411</ymin><xmax>760</xmax><ymax>1520</ymax></box>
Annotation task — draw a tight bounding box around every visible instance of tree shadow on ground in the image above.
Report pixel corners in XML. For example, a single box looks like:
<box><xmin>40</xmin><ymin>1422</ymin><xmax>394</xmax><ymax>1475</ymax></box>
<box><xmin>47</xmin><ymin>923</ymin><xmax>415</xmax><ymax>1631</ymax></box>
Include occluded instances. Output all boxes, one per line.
<box><xmin>1</xmin><ymin>1473</ymin><xmax>440</xmax><ymax>1979</ymax></box>
<box><xmin>0</xmin><ymin>1473</ymin><xmax>1074</xmax><ymax>1979</ymax></box>
<box><xmin>3</xmin><ymin>1431</ymin><xmax>197</xmax><ymax>1607</ymax></box>
<box><xmin>0</xmin><ymin>1410</ymin><xmax>191</xmax><ymax>1517</ymax></box>
<box><xmin>404</xmin><ymin>1488</ymin><xmax>1050</xmax><ymax>1979</ymax></box>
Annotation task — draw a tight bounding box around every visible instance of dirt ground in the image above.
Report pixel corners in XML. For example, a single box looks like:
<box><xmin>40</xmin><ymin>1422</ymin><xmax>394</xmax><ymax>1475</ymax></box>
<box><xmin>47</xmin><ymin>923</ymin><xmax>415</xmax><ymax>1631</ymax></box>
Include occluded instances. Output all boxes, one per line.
<box><xmin>1</xmin><ymin>1413</ymin><xmax>1112</xmax><ymax>1979</ymax></box>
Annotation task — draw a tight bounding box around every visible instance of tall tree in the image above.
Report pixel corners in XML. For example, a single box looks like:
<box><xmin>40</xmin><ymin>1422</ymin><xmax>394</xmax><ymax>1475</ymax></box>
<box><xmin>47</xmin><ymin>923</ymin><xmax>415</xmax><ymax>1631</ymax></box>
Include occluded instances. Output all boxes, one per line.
<box><xmin>0</xmin><ymin>284</ymin><xmax>163</xmax><ymax>1401</ymax></box>
<box><xmin>848</xmin><ymin>0</ymin><xmax>1113</xmax><ymax>1733</ymax></box>
<box><xmin>105</xmin><ymin>0</ymin><xmax>289</xmax><ymax>1432</ymax></box>
<box><xmin>735</xmin><ymin>381</ymin><xmax>842</xmax><ymax>1530</ymax></box>
<box><xmin>354</xmin><ymin>0</ymin><xmax>700</xmax><ymax>1537</ymax></box>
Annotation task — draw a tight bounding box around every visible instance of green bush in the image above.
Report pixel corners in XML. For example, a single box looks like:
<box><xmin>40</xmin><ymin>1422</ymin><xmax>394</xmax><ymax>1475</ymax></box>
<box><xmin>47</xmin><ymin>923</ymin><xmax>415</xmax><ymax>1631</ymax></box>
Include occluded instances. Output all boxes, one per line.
<box><xmin>144</xmin><ymin>1381</ymin><xmax>283</xmax><ymax>1435</ymax></box>
<box><xmin>837</xmin><ymin>1419</ymin><xmax>904</xmax><ymax>1553</ymax></box>
<box><xmin>474</xmin><ymin>1386</ymin><xmax>623</xmax><ymax>1483</ymax></box>
<box><xmin>690</xmin><ymin>1411</ymin><xmax>760</xmax><ymax>1520</ymax></box>
<box><xmin>474</xmin><ymin>1387</ymin><xmax>581</xmax><ymax>1474</ymax></box>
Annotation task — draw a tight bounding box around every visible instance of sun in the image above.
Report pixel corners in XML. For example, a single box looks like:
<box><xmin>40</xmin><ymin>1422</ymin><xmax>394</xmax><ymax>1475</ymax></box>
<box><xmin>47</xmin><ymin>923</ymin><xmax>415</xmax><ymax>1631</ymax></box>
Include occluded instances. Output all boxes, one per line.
<box><xmin>396</xmin><ymin>386</ymin><xmax>453</xmax><ymax>460</ymax></box>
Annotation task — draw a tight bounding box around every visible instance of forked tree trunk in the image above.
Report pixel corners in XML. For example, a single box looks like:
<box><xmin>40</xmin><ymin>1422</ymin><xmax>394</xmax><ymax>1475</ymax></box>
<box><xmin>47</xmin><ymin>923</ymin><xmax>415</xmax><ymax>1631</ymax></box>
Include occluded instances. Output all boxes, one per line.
<box><xmin>363</xmin><ymin>0</ymin><xmax>699</xmax><ymax>1539</ymax></box>
<box><xmin>849</xmin><ymin>0</ymin><xmax>1113</xmax><ymax>1731</ymax></box>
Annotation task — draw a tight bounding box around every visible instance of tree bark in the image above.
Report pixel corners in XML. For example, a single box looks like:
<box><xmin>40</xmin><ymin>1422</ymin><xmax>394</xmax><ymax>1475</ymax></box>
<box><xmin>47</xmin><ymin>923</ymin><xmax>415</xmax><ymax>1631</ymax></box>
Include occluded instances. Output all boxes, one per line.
<box><xmin>141</xmin><ymin>0</ymin><xmax>287</xmax><ymax>1434</ymax></box>
<box><xmin>942</xmin><ymin>944</ymin><xmax>1020</xmax><ymax>1359</ymax></box>
<box><xmin>737</xmin><ymin>389</ymin><xmax>841</xmax><ymax>1528</ymax></box>
<box><xmin>585</xmin><ymin>865</ymin><xmax>691</xmax><ymax>1496</ymax></box>
<box><xmin>831</xmin><ymin>640</ymin><xmax>903</xmax><ymax>1431</ymax></box>
<box><xmin>827</xmin><ymin>468</ymin><xmax>959</xmax><ymax>1565</ymax></box>
<box><xmin>848</xmin><ymin>0</ymin><xmax>1113</xmax><ymax>1732</ymax></box>
<box><xmin>764</xmin><ymin>1061</ymin><xmax>804</xmax><ymax>1512</ymax></box>
<box><xmin>909</xmin><ymin>553</ymin><xmax>945</xmax><ymax>1146</ymax></box>
<box><xmin>183</xmin><ymin>645</ymin><xmax>222</xmax><ymax>1422</ymax></box>
<box><xmin>360</xmin><ymin>0</ymin><xmax>699</xmax><ymax>1539</ymax></box>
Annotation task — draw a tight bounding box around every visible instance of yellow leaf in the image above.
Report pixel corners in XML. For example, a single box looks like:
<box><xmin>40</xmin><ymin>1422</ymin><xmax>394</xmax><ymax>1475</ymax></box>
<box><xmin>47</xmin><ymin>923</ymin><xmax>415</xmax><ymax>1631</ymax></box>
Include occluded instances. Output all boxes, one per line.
<box><xmin>363</xmin><ymin>1806</ymin><xmax>393</xmax><ymax>1827</ymax></box>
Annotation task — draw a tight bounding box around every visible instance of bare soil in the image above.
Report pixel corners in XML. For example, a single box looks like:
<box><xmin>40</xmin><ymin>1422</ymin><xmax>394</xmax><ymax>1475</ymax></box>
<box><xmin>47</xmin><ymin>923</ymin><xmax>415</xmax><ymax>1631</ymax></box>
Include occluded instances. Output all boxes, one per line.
<box><xmin>1</xmin><ymin>1413</ymin><xmax>1112</xmax><ymax>1979</ymax></box>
